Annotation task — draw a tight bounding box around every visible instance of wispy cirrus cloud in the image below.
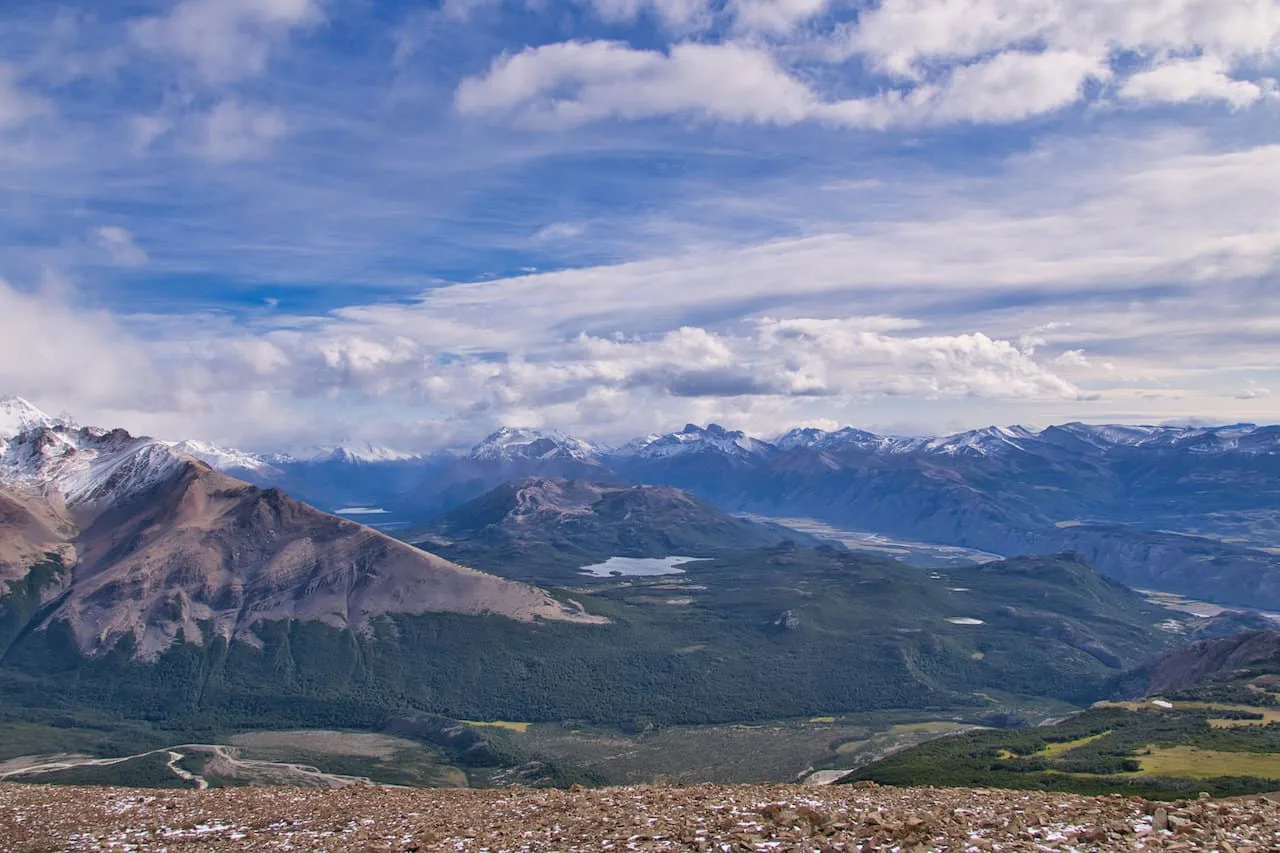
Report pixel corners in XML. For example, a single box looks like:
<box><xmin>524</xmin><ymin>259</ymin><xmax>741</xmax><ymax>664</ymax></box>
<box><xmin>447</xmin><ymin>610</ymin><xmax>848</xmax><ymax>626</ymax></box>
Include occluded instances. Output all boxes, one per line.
<box><xmin>0</xmin><ymin>0</ymin><xmax>1278</xmax><ymax>448</ymax></box>
<box><xmin>3</xmin><ymin>123</ymin><xmax>1279</xmax><ymax>447</ymax></box>
<box><xmin>0</xmin><ymin>64</ymin><xmax>48</xmax><ymax>128</ymax></box>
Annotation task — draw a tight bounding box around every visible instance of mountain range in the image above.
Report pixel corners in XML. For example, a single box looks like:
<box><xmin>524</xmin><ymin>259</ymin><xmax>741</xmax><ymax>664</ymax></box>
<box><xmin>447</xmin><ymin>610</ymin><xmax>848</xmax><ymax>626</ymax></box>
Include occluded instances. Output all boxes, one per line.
<box><xmin>0</xmin><ymin>396</ymin><xmax>1228</xmax><ymax>732</ymax></box>
<box><xmin>3</xmin><ymin>394</ymin><xmax>1279</xmax><ymax>797</ymax></box>
<box><xmin>171</xmin><ymin>416</ymin><xmax>1280</xmax><ymax>610</ymax></box>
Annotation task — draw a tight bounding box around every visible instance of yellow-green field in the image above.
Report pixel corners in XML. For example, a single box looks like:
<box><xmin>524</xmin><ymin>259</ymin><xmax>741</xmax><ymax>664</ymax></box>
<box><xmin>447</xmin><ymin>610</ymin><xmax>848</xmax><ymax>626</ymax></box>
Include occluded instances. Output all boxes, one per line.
<box><xmin>1137</xmin><ymin>747</ymin><xmax>1280</xmax><ymax>780</ymax></box>
<box><xmin>890</xmin><ymin>722</ymin><xmax>968</xmax><ymax>735</ymax></box>
<box><xmin>836</xmin><ymin>739</ymin><xmax>870</xmax><ymax>755</ymax></box>
<box><xmin>462</xmin><ymin>720</ymin><xmax>531</xmax><ymax>733</ymax></box>
<box><xmin>1093</xmin><ymin>700</ymin><xmax>1280</xmax><ymax>729</ymax></box>
<box><xmin>1038</xmin><ymin>731</ymin><xmax>1112</xmax><ymax>758</ymax></box>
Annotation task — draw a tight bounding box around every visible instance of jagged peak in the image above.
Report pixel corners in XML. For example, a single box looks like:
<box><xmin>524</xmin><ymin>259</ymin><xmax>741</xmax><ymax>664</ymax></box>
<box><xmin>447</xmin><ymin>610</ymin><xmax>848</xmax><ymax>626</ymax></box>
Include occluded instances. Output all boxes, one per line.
<box><xmin>633</xmin><ymin>422</ymin><xmax>773</xmax><ymax>460</ymax></box>
<box><xmin>469</xmin><ymin>426</ymin><xmax>600</xmax><ymax>462</ymax></box>
<box><xmin>0</xmin><ymin>395</ymin><xmax>67</xmax><ymax>441</ymax></box>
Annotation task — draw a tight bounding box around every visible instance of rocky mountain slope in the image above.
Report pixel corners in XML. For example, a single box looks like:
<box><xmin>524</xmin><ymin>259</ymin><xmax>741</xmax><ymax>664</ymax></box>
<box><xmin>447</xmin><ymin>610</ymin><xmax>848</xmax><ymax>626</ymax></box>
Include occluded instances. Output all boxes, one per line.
<box><xmin>3</xmin><ymin>781</ymin><xmax>1277</xmax><ymax>851</ymax></box>
<box><xmin>0</xmin><ymin>399</ymin><xmax>596</xmax><ymax>660</ymax></box>
<box><xmin>1142</xmin><ymin>630</ymin><xmax>1280</xmax><ymax>696</ymax></box>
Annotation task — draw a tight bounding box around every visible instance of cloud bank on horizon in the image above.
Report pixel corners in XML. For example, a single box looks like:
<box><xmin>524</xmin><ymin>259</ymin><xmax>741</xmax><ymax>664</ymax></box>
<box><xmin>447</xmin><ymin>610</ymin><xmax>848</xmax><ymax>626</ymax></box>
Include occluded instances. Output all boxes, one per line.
<box><xmin>0</xmin><ymin>0</ymin><xmax>1278</xmax><ymax>450</ymax></box>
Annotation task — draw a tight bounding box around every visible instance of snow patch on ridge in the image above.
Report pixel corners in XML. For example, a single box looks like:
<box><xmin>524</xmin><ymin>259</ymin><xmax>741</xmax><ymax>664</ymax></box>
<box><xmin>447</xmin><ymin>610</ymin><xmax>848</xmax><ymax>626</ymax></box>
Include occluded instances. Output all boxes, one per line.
<box><xmin>168</xmin><ymin>439</ymin><xmax>280</xmax><ymax>475</ymax></box>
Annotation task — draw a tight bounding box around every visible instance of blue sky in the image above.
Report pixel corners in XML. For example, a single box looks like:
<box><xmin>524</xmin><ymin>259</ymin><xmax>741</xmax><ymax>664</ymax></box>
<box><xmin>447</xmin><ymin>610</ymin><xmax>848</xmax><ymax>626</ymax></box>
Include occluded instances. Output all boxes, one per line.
<box><xmin>1</xmin><ymin>0</ymin><xmax>1279</xmax><ymax>450</ymax></box>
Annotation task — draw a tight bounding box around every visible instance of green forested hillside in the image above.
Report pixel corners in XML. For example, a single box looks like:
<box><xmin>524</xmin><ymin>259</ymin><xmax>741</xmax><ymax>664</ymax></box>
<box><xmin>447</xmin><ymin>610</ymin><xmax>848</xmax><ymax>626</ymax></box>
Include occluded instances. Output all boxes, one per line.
<box><xmin>404</xmin><ymin>477</ymin><xmax>818</xmax><ymax>582</ymax></box>
<box><xmin>0</xmin><ymin>548</ymin><xmax>1182</xmax><ymax>740</ymax></box>
<box><xmin>847</xmin><ymin>640</ymin><xmax>1280</xmax><ymax>799</ymax></box>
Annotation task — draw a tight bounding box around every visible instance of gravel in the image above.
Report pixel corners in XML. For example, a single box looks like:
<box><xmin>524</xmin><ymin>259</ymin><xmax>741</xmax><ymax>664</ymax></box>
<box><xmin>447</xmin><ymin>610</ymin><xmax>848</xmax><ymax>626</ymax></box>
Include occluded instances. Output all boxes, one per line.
<box><xmin>2</xmin><ymin>781</ymin><xmax>1278</xmax><ymax>851</ymax></box>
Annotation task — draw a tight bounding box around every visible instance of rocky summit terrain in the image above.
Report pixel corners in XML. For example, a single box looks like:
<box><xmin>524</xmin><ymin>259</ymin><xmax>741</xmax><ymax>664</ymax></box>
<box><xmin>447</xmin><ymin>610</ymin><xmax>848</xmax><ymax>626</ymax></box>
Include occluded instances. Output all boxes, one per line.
<box><xmin>2</xmin><ymin>782</ymin><xmax>1278</xmax><ymax>852</ymax></box>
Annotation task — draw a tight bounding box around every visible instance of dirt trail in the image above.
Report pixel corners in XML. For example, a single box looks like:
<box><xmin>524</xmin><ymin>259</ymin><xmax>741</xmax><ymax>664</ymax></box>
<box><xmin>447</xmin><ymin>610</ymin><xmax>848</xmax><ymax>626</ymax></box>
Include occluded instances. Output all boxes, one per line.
<box><xmin>0</xmin><ymin>744</ymin><xmax>373</xmax><ymax>790</ymax></box>
<box><xmin>165</xmin><ymin>751</ymin><xmax>208</xmax><ymax>790</ymax></box>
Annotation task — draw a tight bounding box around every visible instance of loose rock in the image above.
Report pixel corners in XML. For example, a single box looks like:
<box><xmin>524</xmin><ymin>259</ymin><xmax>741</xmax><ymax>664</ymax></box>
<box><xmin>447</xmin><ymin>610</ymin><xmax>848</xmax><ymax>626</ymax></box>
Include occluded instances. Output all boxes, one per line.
<box><xmin>0</xmin><ymin>782</ymin><xmax>1278</xmax><ymax>852</ymax></box>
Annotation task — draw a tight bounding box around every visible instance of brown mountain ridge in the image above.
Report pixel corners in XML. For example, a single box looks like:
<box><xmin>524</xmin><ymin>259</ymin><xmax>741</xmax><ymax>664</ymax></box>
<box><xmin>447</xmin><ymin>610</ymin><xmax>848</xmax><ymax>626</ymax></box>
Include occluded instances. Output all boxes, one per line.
<box><xmin>0</xmin><ymin>417</ymin><xmax>600</xmax><ymax>661</ymax></box>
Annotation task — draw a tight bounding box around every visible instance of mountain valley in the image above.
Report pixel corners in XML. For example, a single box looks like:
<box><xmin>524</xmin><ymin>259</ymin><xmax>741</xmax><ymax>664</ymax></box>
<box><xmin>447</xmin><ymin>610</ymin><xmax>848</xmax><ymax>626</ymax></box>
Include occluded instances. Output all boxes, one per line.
<box><xmin>2</xmin><ymin>396</ymin><xmax>1279</xmax><ymax>801</ymax></box>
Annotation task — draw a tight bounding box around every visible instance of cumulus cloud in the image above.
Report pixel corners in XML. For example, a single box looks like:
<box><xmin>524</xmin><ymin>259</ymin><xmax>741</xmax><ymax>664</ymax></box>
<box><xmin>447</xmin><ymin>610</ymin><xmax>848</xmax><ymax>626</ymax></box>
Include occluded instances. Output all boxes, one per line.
<box><xmin>0</xmin><ymin>269</ymin><xmax>1085</xmax><ymax>449</ymax></box>
<box><xmin>0</xmin><ymin>278</ymin><xmax>157</xmax><ymax>410</ymax></box>
<box><xmin>918</xmin><ymin>51</ymin><xmax>1108</xmax><ymax>123</ymax></box>
<box><xmin>456</xmin><ymin>41</ymin><xmax>818</xmax><ymax>127</ymax></box>
<box><xmin>131</xmin><ymin>0</ymin><xmax>322</xmax><ymax>83</ymax></box>
<box><xmin>457</xmin><ymin>41</ymin><xmax>1114</xmax><ymax>129</ymax></box>
<box><xmin>1119</xmin><ymin>56</ymin><xmax>1273</xmax><ymax>108</ymax></box>
<box><xmin>840</xmin><ymin>0</ymin><xmax>1280</xmax><ymax>78</ymax></box>
<box><xmin>457</xmin><ymin>0</ymin><xmax>1279</xmax><ymax>130</ymax></box>
<box><xmin>1053</xmin><ymin>350</ymin><xmax>1092</xmax><ymax>369</ymax></box>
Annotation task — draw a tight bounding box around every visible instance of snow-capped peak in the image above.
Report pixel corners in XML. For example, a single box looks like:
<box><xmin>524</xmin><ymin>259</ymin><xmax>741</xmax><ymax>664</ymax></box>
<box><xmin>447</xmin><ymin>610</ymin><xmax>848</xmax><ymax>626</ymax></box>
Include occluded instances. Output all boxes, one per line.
<box><xmin>607</xmin><ymin>434</ymin><xmax>661</xmax><ymax>457</ymax></box>
<box><xmin>775</xmin><ymin>427</ymin><xmax>829</xmax><ymax>450</ymax></box>
<box><xmin>307</xmin><ymin>443</ymin><xmax>424</xmax><ymax>464</ymax></box>
<box><xmin>0</xmin><ymin>396</ymin><xmax>66</xmax><ymax>441</ymax></box>
<box><xmin>1</xmin><ymin>422</ymin><xmax>187</xmax><ymax>508</ymax></box>
<box><xmin>167</xmin><ymin>439</ymin><xmax>281</xmax><ymax>474</ymax></box>
<box><xmin>469</xmin><ymin>427</ymin><xmax>600</xmax><ymax>462</ymax></box>
<box><xmin>634</xmin><ymin>423</ymin><xmax>774</xmax><ymax>460</ymax></box>
<box><xmin>923</xmin><ymin>425</ymin><xmax>1036</xmax><ymax>457</ymax></box>
<box><xmin>776</xmin><ymin>426</ymin><xmax>885</xmax><ymax>452</ymax></box>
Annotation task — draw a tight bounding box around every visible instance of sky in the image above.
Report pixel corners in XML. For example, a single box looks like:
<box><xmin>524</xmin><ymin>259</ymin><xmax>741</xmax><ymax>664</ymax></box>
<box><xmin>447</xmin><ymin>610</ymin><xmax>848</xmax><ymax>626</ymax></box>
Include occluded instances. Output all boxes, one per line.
<box><xmin>1</xmin><ymin>0</ymin><xmax>1279</xmax><ymax>451</ymax></box>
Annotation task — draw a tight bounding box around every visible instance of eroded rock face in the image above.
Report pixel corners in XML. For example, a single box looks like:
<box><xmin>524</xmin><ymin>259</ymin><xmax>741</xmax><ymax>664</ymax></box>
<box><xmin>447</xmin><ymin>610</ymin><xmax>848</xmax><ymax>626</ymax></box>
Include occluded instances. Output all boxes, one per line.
<box><xmin>1</xmin><ymin>782</ymin><xmax>1277</xmax><ymax>851</ymax></box>
<box><xmin>1145</xmin><ymin>630</ymin><xmax>1280</xmax><ymax>695</ymax></box>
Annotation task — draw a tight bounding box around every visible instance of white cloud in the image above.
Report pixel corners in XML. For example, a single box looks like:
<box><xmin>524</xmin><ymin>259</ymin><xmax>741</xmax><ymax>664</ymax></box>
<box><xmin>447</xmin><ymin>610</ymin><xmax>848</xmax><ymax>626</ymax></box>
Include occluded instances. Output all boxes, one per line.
<box><xmin>93</xmin><ymin>226</ymin><xmax>149</xmax><ymax>268</ymax></box>
<box><xmin>457</xmin><ymin>41</ymin><xmax>818</xmax><ymax>126</ymax></box>
<box><xmin>534</xmin><ymin>222</ymin><xmax>587</xmax><ymax>242</ymax></box>
<box><xmin>731</xmin><ymin>0</ymin><xmax>831</xmax><ymax>34</ymax></box>
<box><xmin>128</xmin><ymin>114</ymin><xmax>174</xmax><ymax>154</ymax></box>
<box><xmin>131</xmin><ymin>0</ymin><xmax>322</xmax><ymax>83</ymax></box>
<box><xmin>455</xmin><ymin>1</ymin><xmax>1280</xmax><ymax>131</ymax></box>
<box><xmin>576</xmin><ymin>0</ymin><xmax>713</xmax><ymax>30</ymax></box>
<box><xmin>0</xmin><ymin>277</ymin><xmax>156</xmax><ymax>410</ymax></box>
<box><xmin>1119</xmin><ymin>56</ymin><xmax>1272</xmax><ymax>108</ymax></box>
<box><xmin>841</xmin><ymin>0</ymin><xmax>1280</xmax><ymax>78</ymax></box>
<box><xmin>1236</xmin><ymin>382</ymin><xmax>1272</xmax><ymax>400</ymax></box>
<box><xmin>457</xmin><ymin>40</ymin><xmax>1113</xmax><ymax>129</ymax></box>
<box><xmin>919</xmin><ymin>51</ymin><xmax>1109</xmax><ymax>123</ymax></box>
<box><xmin>1054</xmin><ymin>349</ymin><xmax>1092</xmax><ymax>369</ymax></box>
<box><xmin>194</xmin><ymin>100</ymin><xmax>287</xmax><ymax>162</ymax></box>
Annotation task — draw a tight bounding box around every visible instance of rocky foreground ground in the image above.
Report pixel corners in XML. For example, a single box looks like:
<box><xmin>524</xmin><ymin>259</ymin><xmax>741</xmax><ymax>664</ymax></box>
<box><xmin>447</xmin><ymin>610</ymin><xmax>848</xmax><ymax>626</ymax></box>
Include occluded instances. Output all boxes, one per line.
<box><xmin>1</xmin><ymin>782</ymin><xmax>1277</xmax><ymax>852</ymax></box>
